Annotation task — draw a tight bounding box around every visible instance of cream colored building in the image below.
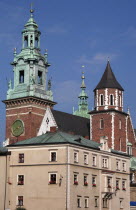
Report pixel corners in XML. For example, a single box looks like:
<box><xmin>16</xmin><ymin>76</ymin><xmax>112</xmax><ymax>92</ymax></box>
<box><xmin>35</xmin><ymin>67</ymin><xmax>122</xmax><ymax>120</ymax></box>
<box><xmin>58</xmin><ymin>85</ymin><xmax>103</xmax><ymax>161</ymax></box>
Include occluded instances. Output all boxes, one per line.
<box><xmin>0</xmin><ymin>131</ymin><xmax>130</xmax><ymax>210</ymax></box>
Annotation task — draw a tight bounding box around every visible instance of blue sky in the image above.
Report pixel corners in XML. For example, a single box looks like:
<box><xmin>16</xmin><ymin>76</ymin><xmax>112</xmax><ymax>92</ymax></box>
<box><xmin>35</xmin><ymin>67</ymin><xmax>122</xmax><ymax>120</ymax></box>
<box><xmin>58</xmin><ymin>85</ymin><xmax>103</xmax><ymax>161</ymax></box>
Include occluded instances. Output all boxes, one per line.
<box><xmin>0</xmin><ymin>0</ymin><xmax>136</xmax><ymax>143</ymax></box>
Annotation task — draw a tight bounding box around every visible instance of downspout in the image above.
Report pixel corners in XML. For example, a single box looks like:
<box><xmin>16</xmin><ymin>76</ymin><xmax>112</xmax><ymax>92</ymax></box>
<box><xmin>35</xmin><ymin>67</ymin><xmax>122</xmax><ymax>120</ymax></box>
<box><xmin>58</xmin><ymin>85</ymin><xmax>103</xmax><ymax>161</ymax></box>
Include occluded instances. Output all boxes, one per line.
<box><xmin>4</xmin><ymin>155</ymin><xmax>7</xmax><ymax>210</ymax></box>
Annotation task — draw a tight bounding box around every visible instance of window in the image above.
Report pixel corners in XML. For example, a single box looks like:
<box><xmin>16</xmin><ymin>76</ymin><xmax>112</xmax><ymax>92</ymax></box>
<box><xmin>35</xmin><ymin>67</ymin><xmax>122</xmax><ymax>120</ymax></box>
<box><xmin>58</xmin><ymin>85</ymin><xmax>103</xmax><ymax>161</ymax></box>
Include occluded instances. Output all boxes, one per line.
<box><xmin>92</xmin><ymin>156</ymin><xmax>96</xmax><ymax>166</ymax></box>
<box><xmin>100</xmin><ymin>94</ymin><xmax>104</xmax><ymax>106</ymax></box>
<box><xmin>122</xmin><ymin>162</ymin><xmax>126</xmax><ymax>172</ymax></box>
<box><xmin>84</xmin><ymin>175</ymin><xmax>88</xmax><ymax>186</ymax></box>
<box><xmin>77</xmin><ymin>197</ymin><xmax>81</xmax><ymax>208</ymax></box>
<box><xmin>19</xmin><ymin>70</ymin><xmax>24</xmax><ymax>83</ymax></box>
<box><xmin>74</xmin><ymin>174</ymin><xmax>78</xmax><ymax>185</ymax></box>
<box><xmin>35</xmin><ymin>37</ymin><xmax>39</xmax><ymax>48</ymax></box>
<box><xmin>74</xmin><ymin>152</ymin><xmax>78</xmax><ymax>163</ymax></box>
<box><xmin>116</xmin><ymin>160</ymin><xmax>120</xmax><ymax>171</ymax></box>
<box><xmin>110</xmin><ymin>94</ymin><xmax>114</xmax><ymax>105</ymax></box>
<box><xmin>19</xmin><ymin>154</ymin><xmax>24</xmax><ymax>163</ymax></box>
<box><xmin>107</xmin><ymin>177</ymin><xmax>112</xmax><ymax>188</ymax></box>
<box><xmin>38</xmin><ymin>71</ymin><xmax>43</xmax><ymax>85</ymax></box>
<box><xmin>18</xmin><ymin>175</ymin><xmax>24</xmax><ymax>185</ymax></box>
<box><xmin>116</xmin><ymin>179</ymin><xmax>120</xmax><ymax>190</ymax></box>
<box><xmin>103</xmin><ymin>199</ymin><xmax>108</xmax><ymax>208</ymax></box>
<box><xmin>24</xmin><ymin>35</ymin><xmax>28</xmax><ymax>47</ymax></box>
<box><xmin>49</xmin><ymin>173</ymin><xmax>56</xmax><ymax>184</ymax></box>
<box><xmin>100</xmin><ymin>118</ymin><xmax>104</xmax><ymax>129</ymax></box>
<box><xmin>95</xmin><ymin>197</ymin><xmax>99</xmax><ymax>207</ymax></box>
<box><xmin>119</xmin><ymin>95</ymin><xmax>122</xmax><ymax>107</ymax></box>
<box><xmin>119</xmin><ymin>138</ymin><xmax>122</xmax><ymax>151</ymax></box>
<box><xmin>127</xmin><ymin>145</ymin><xmax>132</xmax><ymax>156</ymax></box>
<box><xmin>18</xmin><ymin>196</ymin><xmax>23</xmax><ymax>206</ymax></box>
<box><xmin>120</xmin><ymin>198</ymin><xmax>123</xmax><ymax>209</ymax></box>
<box><xmin>102</xmin><ymin>158</ymin><xmax>108</xmax><ymax>168</ymax></box>
<box><xmin>85</xmin><ymin>197</ymin><xmax>88</xmax><ymax>208</ymax></box>
<box><xmin>119</xmin><ymin>120</ymin><xmax>122</xmax><ymax>130</ymax></box>
<box><xmin>122</xmin><ymin>180</ymin><xmax>126</xmax><ymax>190</ymax></box>
<box><xmin>50</xmin><ymin>152</ymin><xmax>57</xmax><ymax>162</ymax></box>
<box><xmin>92</xmin><ymin>176</ymin><xmax>96</xmax><ymax>187</ymax></box>
<box><xmin>84</xmin><ymin>154</ymin><xmax>88</xmax><ymax>165</ymax></box>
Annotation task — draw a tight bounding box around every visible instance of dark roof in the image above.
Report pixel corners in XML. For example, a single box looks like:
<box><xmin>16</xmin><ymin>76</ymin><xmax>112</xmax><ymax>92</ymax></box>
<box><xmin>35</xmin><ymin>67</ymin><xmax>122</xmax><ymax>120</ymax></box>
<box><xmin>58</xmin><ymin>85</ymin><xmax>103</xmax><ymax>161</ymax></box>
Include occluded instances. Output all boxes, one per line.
<box><xmin>52</xmin><ymin>110</ymin><xmax>90</xmax><ymax>137</ymax></box>
<box><xmin>9</xmin><ymin>131</ymin><xmax>100</xmax><ymax>150</ymax></box>
<box><xmin>94</xmin><ymin>61</ymin><xmax>124</xmax><ymax>91</ymax></box>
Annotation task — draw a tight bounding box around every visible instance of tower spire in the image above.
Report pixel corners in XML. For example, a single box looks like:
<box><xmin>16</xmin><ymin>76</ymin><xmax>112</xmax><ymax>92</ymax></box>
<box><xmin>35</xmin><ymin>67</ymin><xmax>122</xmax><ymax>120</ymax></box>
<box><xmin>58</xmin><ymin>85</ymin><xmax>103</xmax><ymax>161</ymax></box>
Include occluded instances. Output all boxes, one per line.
<box><xmin>73</xmin><ymin>67</ymin><xmax>89</xmax><ymax>118</ymax></box>
<box><xmin>30</xmin><ymin>3</ymin><xmax>34</xmax><ymax>17</ymax></box>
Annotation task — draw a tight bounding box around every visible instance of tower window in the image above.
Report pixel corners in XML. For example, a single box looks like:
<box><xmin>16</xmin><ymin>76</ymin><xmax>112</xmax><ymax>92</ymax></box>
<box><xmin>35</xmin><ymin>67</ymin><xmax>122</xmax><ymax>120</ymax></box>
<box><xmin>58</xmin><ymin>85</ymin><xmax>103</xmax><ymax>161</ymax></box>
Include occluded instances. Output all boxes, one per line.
<box><xmin>19</xmin><ymin>71</ymin><xmax>24</xmax><ymax>84</ymax></box>
<box><xmin>100</xmin><ymin>118</ymin><xmax>104</xmax><ymax>129</ymax></box>
<box><xmin>38</xmin><ymin>71</ymin><xmax>43</xmax><ymax>85</ymax></box>
<box><xmin>110</xmin><ymin>94</ymin><xmax>114</xmax><ymax>105</ymax></box>
<box><xmin>119</xmin><ymin>95</ymin><xmax>122</xmax><ymax>107</ymax></box>
<box><xmin>100</xmin><ymin>94</ymin><xmax>104</xmax><ymax>106</ymax></box>
<box><xmin>35</xmin><ymin>37</ymin><xmax>39</xmax><ymax>48</ymax></box>
<box><xmin>119</xmin><ymin>120</ymin><xmax>122</xmax><ymax>129</ymax></box>
<box><xmin>24</xmin><ymin>36</ymin><xmax>28</xmax><ymax>47</ymax></box>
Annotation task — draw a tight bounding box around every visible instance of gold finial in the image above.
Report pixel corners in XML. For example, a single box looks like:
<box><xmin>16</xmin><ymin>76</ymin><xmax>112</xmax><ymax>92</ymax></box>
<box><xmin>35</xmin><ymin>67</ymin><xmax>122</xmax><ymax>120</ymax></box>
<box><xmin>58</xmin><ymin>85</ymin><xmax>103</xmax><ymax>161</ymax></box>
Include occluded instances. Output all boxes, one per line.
<box><xmin>30</xmin><ymin>3</ymin><xmax>34</xmax><ymax>17</ymax></box>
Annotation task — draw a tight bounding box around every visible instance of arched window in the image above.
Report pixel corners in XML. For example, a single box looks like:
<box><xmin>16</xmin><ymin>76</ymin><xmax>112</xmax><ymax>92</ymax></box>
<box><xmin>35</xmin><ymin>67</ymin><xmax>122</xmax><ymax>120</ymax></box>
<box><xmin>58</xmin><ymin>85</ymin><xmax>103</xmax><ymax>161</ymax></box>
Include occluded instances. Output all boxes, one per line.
<box><xmin>110</xmin><ymin>94</ymin><xmax>114</xmax><ymax>106</ymax></box>
<box><xmin>24</xmin><ymin>36</ymin><xmax>28</xmax><ymax>48</ymax></box>
<box><xmin>100</xmin><ymin>94</ymin><xmax>104</xmax><ymax>106</ymax></box>
<box><xmin>100</xmin><ymin>118</ymin><xmax>104</xmax><ymax>129</ymax></box>
<box><xmin>35</xmin><ymin>37</ymin><xmax>39</xmax><ymax>48</ymax></box>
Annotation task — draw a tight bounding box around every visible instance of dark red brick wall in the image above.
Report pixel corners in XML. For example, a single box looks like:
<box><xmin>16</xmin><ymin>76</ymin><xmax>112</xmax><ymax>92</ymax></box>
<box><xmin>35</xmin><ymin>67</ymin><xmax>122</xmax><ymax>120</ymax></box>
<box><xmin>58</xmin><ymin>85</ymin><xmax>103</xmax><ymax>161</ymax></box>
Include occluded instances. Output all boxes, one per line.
<box><xmin>6</xmin><ymin>105</ymin><xmax>46</xmax><ymax>144</ymax></box>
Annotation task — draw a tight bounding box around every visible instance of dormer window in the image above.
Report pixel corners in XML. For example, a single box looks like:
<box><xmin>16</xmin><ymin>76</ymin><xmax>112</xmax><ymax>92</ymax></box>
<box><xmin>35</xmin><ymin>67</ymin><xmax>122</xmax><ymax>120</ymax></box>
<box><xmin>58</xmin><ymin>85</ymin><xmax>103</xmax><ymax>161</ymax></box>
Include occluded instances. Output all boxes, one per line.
<box><xmin>100</xmin><ymin>94</ymin><xmax>104</xmax><ymax>106</ymax></box>
<box><xmin>110</xmin><ymin>94</ymin><xmax>114</xmax><ymax>105</ymax></box>
<box><xmin>24</xmin><ymin>36</ymin><xmax>28</xmax><ymax>47</ymax></box>
<box><xmin>38</xmin><ymin>71</ymin><xmax>43</xmax><ymax>85</ymax></box>
<box><xmin>19</xmin><ymin>70</ymin><xmax>24</xmax><ymax>84</ymax></box>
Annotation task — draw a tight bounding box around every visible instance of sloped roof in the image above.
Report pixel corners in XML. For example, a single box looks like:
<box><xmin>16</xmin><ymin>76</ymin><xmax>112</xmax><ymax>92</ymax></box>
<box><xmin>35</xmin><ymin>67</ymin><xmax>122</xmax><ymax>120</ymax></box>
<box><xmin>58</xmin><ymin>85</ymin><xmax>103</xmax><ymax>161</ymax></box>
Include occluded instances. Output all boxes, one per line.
<box><xmin>94</xmin><ymin>61</ymin><xmax>124</xmax><ymax>91</ymax></box>
<box><xmin>9</xmin><ymin>131</ymin><xmax>100</xmax><ymax>150</ymax></box>
<box><xmin>52</xmin><ymin>110</ymin><xmax>90</xmax><ymax>137</ymax></box>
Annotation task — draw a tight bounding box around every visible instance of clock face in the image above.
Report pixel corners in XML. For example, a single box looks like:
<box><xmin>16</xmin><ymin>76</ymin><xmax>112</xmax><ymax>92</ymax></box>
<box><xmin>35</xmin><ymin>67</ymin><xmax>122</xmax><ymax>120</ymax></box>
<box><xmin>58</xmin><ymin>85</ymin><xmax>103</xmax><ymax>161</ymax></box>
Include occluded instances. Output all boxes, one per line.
<box><xmin>11</xmin><ymin>120</ymin><xmax>24</xmax><ymax>137</ymax></box>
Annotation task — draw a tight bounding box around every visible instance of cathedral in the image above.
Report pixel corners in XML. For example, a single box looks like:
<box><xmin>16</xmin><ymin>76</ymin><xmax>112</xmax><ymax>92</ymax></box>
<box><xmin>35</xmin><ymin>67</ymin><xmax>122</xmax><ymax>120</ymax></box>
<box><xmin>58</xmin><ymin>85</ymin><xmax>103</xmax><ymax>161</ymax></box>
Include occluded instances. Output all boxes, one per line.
<box><xmin>0</xmin><ymin>9</ymin><xmax>136</xmax><ymax>210</ymax></box>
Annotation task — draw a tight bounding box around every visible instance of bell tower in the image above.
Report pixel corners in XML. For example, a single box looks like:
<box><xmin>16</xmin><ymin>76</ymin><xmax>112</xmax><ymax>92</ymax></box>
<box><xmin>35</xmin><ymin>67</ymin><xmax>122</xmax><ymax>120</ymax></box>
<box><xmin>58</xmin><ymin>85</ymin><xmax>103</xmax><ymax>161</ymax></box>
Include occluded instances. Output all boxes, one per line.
<box><xmin>3</xmin><ymin>9</ymin><xmax>56</xmax><ymax>144</ymax></box>
<box><xmin>90</xmin><ymin>61</ymin><xmax>136</xmax><ymax>153</ymax></box>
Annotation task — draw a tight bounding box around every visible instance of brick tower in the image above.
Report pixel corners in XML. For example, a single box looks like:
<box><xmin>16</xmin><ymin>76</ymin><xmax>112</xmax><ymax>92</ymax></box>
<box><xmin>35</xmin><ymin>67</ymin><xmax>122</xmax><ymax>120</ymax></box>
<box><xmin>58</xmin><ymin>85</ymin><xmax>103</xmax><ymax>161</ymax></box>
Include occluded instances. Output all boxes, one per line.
<box><xmin>90</xmin><ymin>61</ymin><xmax>136</xmax><ymax>154</ymax></box>
<box><xmin>3</xmin><ymin>9</ymin><xmax>56</xmax><ymax>144</ymax></box>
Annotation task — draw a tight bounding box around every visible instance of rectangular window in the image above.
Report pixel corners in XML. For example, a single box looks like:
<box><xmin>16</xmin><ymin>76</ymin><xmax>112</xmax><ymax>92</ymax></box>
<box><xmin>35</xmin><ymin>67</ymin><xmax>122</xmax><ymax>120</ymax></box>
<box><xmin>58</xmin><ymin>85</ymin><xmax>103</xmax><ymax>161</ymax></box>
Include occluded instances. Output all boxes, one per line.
<box><xmin>122</xmin><ymin>180</ymin><xmax>126</xmax><ymax>190</ymax></box>
<box><xmin>19</xmin><ymin>154</ymin><xmax>24</xmax><ymax>163</ymax></box>
<box><xmin>18</xmin><ymin>196</ymin><xmax>23</xmax><ymax>206</ymax></box>
<box><xmin>95</xmin><ymin>197</ymin><xmax>99</xmax><ymax>207</ymax></box>
<box><xmin>100</xmin><ymin>94</ymin><xmax>104</xmax><ymax>106</ymax></box>
<box><xmin>122</xmin><ymin>162</ymin><xmax>126</xmax><ymax>172</ymax></box>
<box><xmin>84</xmin><ymin>175</ymin><xmax>88</xmax><ymax>186</ymax></box>
<box><xmin>85</xmin><ymin>197</ymin><xmax>88</xmax><ymax>208</ymax></box>
<box><xmin>74</xmin><ymin>174</ymin><xmax>78</xmax><ymax>185</ymax></box>
<box><xmin>116</xmin><ymin>179</ymin><xmax>120</xmax><ymax>190</ymax></box>
<box><xmin>120</xmin><ymin>199</ymin><xmax>123</xmax><ymax>209</ymax></box>
<box><xmin>84</xmin><ymin>154</ymin><xmax>88</xmax><ymax>165</ymax></box>
<box><xmin>116</xmin><ymin>160</ymin><xmax>120</xmax><ymax>171</ymax></box>
<box><xmin>92</xmin><ymin>176</ymin><xmax>96</xmax><ymax>187</ymax></box>
<box><xmin>74</xmin><ymin>152</ymin><xmax>78</xmax><ymax>163</ymax></box>
<box><xmin>49</xmin><ymin>173</ymin><xmax>56</xmax><ymax>184</ymax></box>
<box><xmin>92</xmin><ymin>156</ymin><xmax>96</xmax><ymax>166</ymax></box>
<box><xmin>119</xmin><ymin>120</ymin><xmax>122</xmax><ymax>129</ymax></box>
<box><xmin>103</xmin><ymin>199</ymin><xmax>108</xmax><ymax>208</ymax></box>
<box><xmin>102</xmin><ymin>158</ymin><xmax>108</xmax><ymax>168</ymax></box>
<box><xmin>77</xmin><ymin>197</ymin><xmax>81</xmax><ymax>208</ymax></box>
<box><xmin>38</xmin><ymin>71</ymin><xmax>43</xmax><ymax>85</ymax></box>
<box><xmin>100</xmin><ymin>118</ymin><xmax>104</xmax><ymax>129</ymax></box>
<box><xmin>107</xmin><ymin>177</ymin><xmax>112</xmax><ymax>188</ymax></box>
<box><xmin>19</xmin><ymin>70</ymin><xmax>24</xmax><ymax>84</ymax></box>
<box><xmin>50</xmin><ymin>152</ymin><xmax>57</xmax><ymax>162</ymax></box>
<box><xmin>18</xmin><ymin>175</ymin><xmax>24</xmax><ymax>185</ymax></box>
